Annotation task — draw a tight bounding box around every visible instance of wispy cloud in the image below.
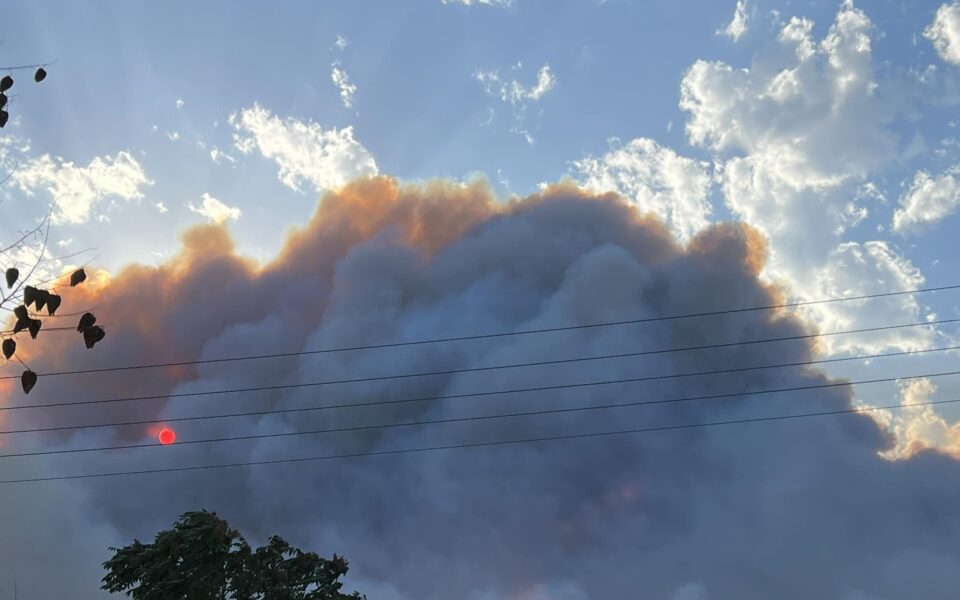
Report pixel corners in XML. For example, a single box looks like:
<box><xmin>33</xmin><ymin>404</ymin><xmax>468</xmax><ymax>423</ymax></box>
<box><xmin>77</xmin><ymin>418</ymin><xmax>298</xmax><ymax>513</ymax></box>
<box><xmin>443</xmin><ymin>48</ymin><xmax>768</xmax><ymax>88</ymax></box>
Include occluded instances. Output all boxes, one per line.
<box><xmin>12</xmin><ymin>149</ymin><xmax>153</xmax><ymax>224</ymax></box>
<box><xmin>475</xmin><ymin>63</ymin><xmax>555</xmax><ymax>143</ymax></box>
<box><xmin>228</xmin><ymin>103</ymin><xmax>377</xmax><ymax>194</ymax></box>
<box><xmin>718</xmin><ymin>0</ymin><xmax>749</xmax><ymax>41</ymax></box>
<box><xmin>476</xmin><ymin>64</ymin><xmax>555</xmax><ymax>105</ymax></box>
<box><xmin>209</xmin><ymin>146</ymin><xmax>237</xmax><ymax>165</ymax></box>
<box><xmin>331</xmin><ymin>63</ymin><xmax>357</xmax><ymax>109</ymax></box>
<box><xmin>188</xmin><ymin>192</ymin><xmax>241</xmax><ymax>224</ymax></box>
<box><xmin>892</xmin><ymin>167</ymin><xmax>960</xmax><ymax>235</ymax></box>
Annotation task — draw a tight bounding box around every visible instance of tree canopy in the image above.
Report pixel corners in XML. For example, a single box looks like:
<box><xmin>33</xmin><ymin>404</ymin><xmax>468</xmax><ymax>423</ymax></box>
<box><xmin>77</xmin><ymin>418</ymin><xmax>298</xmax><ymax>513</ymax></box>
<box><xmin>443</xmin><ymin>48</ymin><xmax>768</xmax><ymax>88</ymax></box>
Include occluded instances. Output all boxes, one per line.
<box><xmin>102</xmin><ymin>510</ymin><xmax>366</xmax><ymax>600</ymax></box>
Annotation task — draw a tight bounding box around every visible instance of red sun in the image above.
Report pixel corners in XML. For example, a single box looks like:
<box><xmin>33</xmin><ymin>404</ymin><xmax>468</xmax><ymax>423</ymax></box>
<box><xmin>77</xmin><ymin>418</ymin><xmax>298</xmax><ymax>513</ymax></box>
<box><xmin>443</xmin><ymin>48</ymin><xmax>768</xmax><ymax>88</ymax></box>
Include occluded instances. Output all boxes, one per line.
<box><xmin>158</xmin><ymin>428</ymin><xmax>177</xmax><ymax>445</ymax></box>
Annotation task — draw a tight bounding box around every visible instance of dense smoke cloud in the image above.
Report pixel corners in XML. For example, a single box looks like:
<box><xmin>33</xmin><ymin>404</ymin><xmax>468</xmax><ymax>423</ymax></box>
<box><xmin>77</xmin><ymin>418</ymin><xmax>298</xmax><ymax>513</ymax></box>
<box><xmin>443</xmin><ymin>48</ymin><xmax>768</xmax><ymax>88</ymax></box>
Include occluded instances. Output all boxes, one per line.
<box><xmin>2</xmin><ymin>177</ymin><xmax>960</xmax><ymax>599</ymax></box>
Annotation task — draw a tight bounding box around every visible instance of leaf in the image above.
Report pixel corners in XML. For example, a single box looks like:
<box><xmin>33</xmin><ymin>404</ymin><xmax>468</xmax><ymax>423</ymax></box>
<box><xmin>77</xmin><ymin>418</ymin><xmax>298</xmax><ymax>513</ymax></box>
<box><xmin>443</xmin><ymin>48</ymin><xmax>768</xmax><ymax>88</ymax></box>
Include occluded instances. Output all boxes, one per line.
<box><xmin>23</xmin><ymin>286</ymin><xmax>38</xmax><ymax>307</ymax></box>
<box><xmin>4</xmin><ymin>267</ymin><xmax>18</xmax><ymax>288</ymax></box>
<box><xmin>0</xmin><ymin>93</ymin><xmax>6</xmax><ymax>109</ymax></box>
<box><xmin>21</xmin><ymin>370</ymin><xmax>37</xmax><ymax>394</ymax></box>
<box><xmin>70</xmin><ymin>268</ymin><xmax>87</xmax><ymax>287</ymax></box>
<box><xmin>34</xmin><ymin>289</ymin><xmax>49</xmax><ymax>312</ymax></box>
<box><xmin>12</xmin><ymin>304</ymin><xmax>29</xmax><ymax>336</ymax></box>
<box><xmin>83</xmin><ymin>325</ymin><xmax>105</xmax><ymax>349</ymax></box>
<box><xmin>0</xmin><ymin>109</ymin><xmax>8</xmax><ymax>129</ymax></box>
<box><xmin>0</xmin><ymin>75</ymin><xmax>12</xmax><ymax>92</ymax></box>
<box><xmin>34</xmin><ymin>67</ymin><xmax>46</xmax><ymax>83</ymax></box>
<box><xmin>2</xmin><ymin>339</ymin><xmax>14</xmax><ymax>360</ymax></box>
<box><xmin>46</xmin><ymin>293</ymin><xmax>62</xmax><ymax>315</ymax></box>
<box><xmin>13</xmin><ymin>318</ymin><xmax>27</xmax><ymax>334</ymax></box>
<box><xmin>27</xmin><ymin>318</ymin><xmax>41</xmax><ymax>339</ymax></box>
<box><xmin>77</xmin><ymin>312</ymin><xmax>96</xmax><ymax>332</ymax></box>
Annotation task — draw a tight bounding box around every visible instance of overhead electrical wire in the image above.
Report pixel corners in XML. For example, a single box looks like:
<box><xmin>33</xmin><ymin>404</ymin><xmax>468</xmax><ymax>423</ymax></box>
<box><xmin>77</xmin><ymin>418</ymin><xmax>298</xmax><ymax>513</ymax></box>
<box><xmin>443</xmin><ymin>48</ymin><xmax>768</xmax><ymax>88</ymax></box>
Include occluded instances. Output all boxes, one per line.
<box><xmin>4</xmin><ymin>361</ymin><xmax>960</xmax><ymax>459</ymax></box>
<box><xmin>0</xmin><ymin>283</ymin><xmax>958</xmax><ymax>483</ymax></box>
<box><xmin>2</xmin><ymin>345</ymin><xmax>959</xmax><ymax>437</ymax></box>
<box><xmin>2</xmin><ymin>316</ymin><xmax>958</xmax><ymax>382</ymax></box>
<box><xmin>2</xmin><ymin>283</ymin><xmax>960</xmax><ymax>370</ymax></box>
<box><xmin>1</xmin><ymin>393</ymin><xmax>956</xmax><ymax>485</ymax></box>
<box><xmin>2</xmin><ymin>334</ymin><xmax>958</xmax><ymax>414</ymax></box>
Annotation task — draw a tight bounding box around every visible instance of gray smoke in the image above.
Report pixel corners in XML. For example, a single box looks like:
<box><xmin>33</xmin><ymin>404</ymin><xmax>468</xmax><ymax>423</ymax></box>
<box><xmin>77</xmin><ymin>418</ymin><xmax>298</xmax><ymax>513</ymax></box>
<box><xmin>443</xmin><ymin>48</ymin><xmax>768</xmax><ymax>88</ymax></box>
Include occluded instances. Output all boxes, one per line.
<box><xmin>2</xmin><ymin>177</ymin><xmax>959</xmax><ymax>599</ymax></box>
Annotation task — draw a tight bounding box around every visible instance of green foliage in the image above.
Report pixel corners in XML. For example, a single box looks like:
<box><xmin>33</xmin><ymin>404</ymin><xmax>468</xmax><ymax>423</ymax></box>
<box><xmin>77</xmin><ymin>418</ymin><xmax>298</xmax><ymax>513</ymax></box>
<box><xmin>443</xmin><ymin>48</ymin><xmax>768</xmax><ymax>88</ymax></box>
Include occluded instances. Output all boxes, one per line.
<box><xmin>101</xmin><ymin>510</ymin><xmax>365</xmax><ymax>600</ymax></box>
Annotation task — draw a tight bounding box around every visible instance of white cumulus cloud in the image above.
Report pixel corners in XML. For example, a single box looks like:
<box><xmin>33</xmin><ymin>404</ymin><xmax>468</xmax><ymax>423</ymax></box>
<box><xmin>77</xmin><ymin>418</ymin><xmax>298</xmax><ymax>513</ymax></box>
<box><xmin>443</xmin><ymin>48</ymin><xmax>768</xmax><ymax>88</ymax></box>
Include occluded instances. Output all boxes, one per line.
<box><xmin>925</xmin><ymin>2</ymin><xmax>960</xmax><ymax>65</ymax></box>
<box><xmin>574</xmin><ymin>138</ymin><xmax>713</xmax><ymax>244</ymax></box>
<box><xmin>228</xmin><ymin>103</ymin><xmax>378</xmax><ymax>194</ymax></box>
<box><xmin>680</xmin><ymin>0</ymin><xmax>927</xmax><ymax>355</ymax></box>
<box><xmin>188</xmin><ymin>192</ymin><xmax>241</xmax><ymax>224</ymax></box>
<box><xmin>12</xmin><ymin>150</ymin><xmax>153</xmax><ymax>224</ymax></box>
<box><xmin>892</xmin><ymin>168</ymin><xmax>960</xmax><ymax>235</ymax></box>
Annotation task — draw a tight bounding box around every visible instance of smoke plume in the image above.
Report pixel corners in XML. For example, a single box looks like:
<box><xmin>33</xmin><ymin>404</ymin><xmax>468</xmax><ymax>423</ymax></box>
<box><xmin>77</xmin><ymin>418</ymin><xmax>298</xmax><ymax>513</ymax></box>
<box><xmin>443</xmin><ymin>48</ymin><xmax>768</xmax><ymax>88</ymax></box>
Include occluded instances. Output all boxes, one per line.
<box><xmin>2</xmin><ymin>177</ymin><xmax>960</xmax><ymax>599</ymax></box>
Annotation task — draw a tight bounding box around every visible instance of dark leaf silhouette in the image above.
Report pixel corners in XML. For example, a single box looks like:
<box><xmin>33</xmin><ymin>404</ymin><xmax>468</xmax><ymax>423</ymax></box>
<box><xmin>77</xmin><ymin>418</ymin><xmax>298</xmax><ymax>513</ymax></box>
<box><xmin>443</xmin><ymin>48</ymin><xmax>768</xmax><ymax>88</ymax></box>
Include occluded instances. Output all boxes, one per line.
<box><xmin>77</xmin><ymin>312</ymin><xmax>96</xmax><ymax>332</ymax></box>
<box><xmin>23</xmin><ymin>286</ymin><xmax>38</xmax><ymax>307</ymax></box>
<box><xmin>0</xmin><ymin>75</ymin><xmax>11</xmax><ymax>92</ymax></box>
<box><xmin>0</xmin><ymin>93</ymin><xmax>6</xmax><ymax>109</ymax></box>
<box><xmin>21</xmin><ymin>370</ymin><xmax>37</xmax><ymax>394</ymax></box>
<box><xmin>46</xmin><ymin>293</ymin><xmax>62</xmax><ymax>315</ymax></box>
<box><xmin>4</xmin><ymin>267</ymin><xmax>18</xmax><ymax>288</ymax></box>
<box><xmin>0</xmin><ymin>109</ymin><xmax>8</xmax><ymax>129</ymax></box>
<box><xmin>34</xmin><ymin>67</ymin><xmax>46</xmax><ymax>83</ymax></box>
<box><xmin>34</xmin><ymin>289</ymin><xmax>49</xmax><ymax>312</ymax></box>
<box><xmin>83</xmin><ymin>325</ymin><xmax>105</xmax><ymax>349</ymax></box>
<box><xmin>12</xmin><ymin>305</ymin><xmax>29</xmax><ymax>334</ymax></box>
<box><xmin>70</xmin><ymin>268</ymin><xmax>87</xmax><ymax>287</ymax></box>
<box><xmin>1</xmin><ymin>339</ymin><xmax>14</xmax><ymax>360</ymax></box>
<box><xmin>27</xmin><ymin>318</ymin><xmax>41</xmax><ymax>339</ymax></box>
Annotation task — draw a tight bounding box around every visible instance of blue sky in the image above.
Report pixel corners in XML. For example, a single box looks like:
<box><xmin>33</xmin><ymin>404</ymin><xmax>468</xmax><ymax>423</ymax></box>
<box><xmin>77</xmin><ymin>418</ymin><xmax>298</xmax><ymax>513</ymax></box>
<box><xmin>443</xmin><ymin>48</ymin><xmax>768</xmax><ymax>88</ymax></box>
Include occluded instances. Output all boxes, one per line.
<box><xmin>0</xmin><ymin>0</ymin><xmax>955</xmax><ymax>272</ymax></box>
<box><xmin>3</xmin><ymin>0</ymin><xmax>747</xmax><ymax>264</ymax></box>
<box><xmin>3</xmin><ymin>0</ymin><xmax>932</xmax><ymax>262</ymax></box>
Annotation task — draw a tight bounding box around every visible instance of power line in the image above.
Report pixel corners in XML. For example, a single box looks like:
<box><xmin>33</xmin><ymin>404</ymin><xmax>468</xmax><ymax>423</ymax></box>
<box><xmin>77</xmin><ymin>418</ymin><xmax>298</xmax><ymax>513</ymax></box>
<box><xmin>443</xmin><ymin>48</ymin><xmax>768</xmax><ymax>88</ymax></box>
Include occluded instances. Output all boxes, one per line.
<box><xmin>3</xmin><ymin>362</ymin><xmax>959</xmax><ymax>459</ymax></box>
<box><xmin>0</xmin><ymin>393</ymin><xmax>952</xmax><ymax>485</ymax></box>
<box><xmin>0</xmin><ymin>315</ymin><xmax>954</xmax><ymax>401</ymax></box>
<box><xmin>3</xmin><ymin>333</ymin><xmax>958</xmax><ymax>414</ymax></box>
<box><xmin>3</xmin><ymin>283</ymin><xmax>959</xmax><ymax>374</ymax></box>
<box><xmin>7</xmin><ymin>316</ymin><xmax>959</xmax><ymax>381</ymax></box>
<box><xmin>0</xmin><ymin>60</ymin><xmax>57</xmax><ymax>72</ymax></box>
<box><xmin>3</xmin><ymin>347</ymin><xmax>959</xmax><ymax>437</ymax></box>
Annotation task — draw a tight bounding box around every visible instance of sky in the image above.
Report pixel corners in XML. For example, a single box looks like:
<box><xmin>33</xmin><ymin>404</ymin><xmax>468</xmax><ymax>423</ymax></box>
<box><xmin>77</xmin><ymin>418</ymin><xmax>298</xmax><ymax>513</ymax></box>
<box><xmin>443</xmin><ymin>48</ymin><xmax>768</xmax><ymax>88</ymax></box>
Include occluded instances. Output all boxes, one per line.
<box><xmin>4</xmin><ymin>0</ymin><xmax>960</xmax><ymax>598</ymax></box>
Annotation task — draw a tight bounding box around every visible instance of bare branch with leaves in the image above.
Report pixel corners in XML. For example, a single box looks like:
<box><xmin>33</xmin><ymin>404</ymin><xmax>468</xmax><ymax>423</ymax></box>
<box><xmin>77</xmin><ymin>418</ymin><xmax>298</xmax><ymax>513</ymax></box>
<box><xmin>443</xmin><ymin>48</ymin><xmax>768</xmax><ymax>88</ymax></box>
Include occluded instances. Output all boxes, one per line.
<box><xmin>0</xmin><ymin>61</ymin><xmax>106</xmax><ymax>394</ymax></box>
<box><xmin>0</xmin><ymin>61</ymin><xmax>52</xmax><ymax>129</ymax></box>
